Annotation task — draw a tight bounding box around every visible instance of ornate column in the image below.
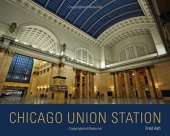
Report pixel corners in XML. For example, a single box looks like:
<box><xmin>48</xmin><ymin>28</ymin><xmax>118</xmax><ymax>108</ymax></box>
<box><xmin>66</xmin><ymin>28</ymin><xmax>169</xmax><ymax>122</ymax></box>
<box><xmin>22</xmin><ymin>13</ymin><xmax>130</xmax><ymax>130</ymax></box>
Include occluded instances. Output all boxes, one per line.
<box><xmin>150</xmin><ymin>66</ymin><xmax>162</xmax><ymax>98</ymax></box>
<box><xmin>72</xmin><ymin>68</ymin><xmax>76</xmax><ymax>97</ymax></box>
<box><xmin>124</xmin><ymin>70</ymin><xmax>131</xmax><ymax>98</ymax></box>
<box><xmin>27</xmin><ymin>70</ymin><xmax>39</xmax><ymax>97</ymax></box>
<box><xmin>86</xmin><ymin>73</ymin><xmax>90</xmax><ymax>98</ymax></box>
<box><xmin>79</xmin><ymin>71</ymin><xmax>83</xmax><ymax>98</ymax></box>
<box><xmin>90</xmin><ymin>73</ymin><xmax>96</xmax><ymax>97</ymax></box>
<box><xmin>90</xmin><ymin>73</ymin><xmax>95</xmax><ymax>98</ymax></box>
<box><xmin>0</xmin><ymin>51</ymin><xmax>14</xmax><ymax>90</ymax></box>
<box><xmin>0</xmin><ymin>52</ymin><xmax>5</xmax><ymax>65</ymax></box>
<box><xmin>84</xmin><ymin>73</ymin><xmax>87</xmax><ymax>97</ymax></box>
<box><xmin>145</xmin><ymin>66</ymin><xmax>157</xmax><ymax>98</ymax></box>
<box><xmin>134</xmin><ymin>69</ymin><xmax>144</xmax><ymax>98</ymax></box>
<box><xmin>48</xmin><ymin>63</ymin><xmax>56</xmax><ymax>99</ymax></box>
<box><xmin>115</xmin><ymin>72</ymin><xmax>121</xmax><ymax>98</ymax></box>
<box><xmin>113</xmin><ymin>73</ymin><xmax>117</xmax><ymax>98</ymax></box>
<box><xmin>0</xmin><ymin>52</ymin><xmax>7</xmax><ymax>74</ymax></box>
<box><xmin>50</xmin><ymin>63</ymin><xmax>58</xmax><ymax>84</ymax></box>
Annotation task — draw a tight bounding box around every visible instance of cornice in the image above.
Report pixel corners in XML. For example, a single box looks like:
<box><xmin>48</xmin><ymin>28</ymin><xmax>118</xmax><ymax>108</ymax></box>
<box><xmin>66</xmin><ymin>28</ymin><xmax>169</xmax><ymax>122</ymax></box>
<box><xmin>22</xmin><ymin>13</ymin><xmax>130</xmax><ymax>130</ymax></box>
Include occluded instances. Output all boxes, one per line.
<box><xmin>0</xmin><ymin>35</ymin><xmax>100</xmax><ymax>73</ymax></box>
<box><xmin>1</xmin><ymin>36</ymin><xmax>170</xmax><ymax>74</ymax></box>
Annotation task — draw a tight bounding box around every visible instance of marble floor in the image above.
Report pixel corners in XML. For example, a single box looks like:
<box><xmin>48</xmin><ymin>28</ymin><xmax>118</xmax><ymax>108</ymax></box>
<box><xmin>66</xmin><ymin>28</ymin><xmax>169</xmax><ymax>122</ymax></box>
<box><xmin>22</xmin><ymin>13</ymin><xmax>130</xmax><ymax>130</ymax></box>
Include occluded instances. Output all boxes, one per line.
<box><xmin>0</xmin><ymin>96</ymin><xmax>169</xmax><ymax>104</ymax></box>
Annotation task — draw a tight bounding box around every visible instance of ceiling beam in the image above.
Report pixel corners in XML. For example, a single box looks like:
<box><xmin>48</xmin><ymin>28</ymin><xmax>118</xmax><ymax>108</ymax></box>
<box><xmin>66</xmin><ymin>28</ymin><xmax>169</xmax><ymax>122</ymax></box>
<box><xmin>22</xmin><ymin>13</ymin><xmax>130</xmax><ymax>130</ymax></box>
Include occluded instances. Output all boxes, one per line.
<box><xmin>65</xmin><ymin>0</ymin><xmax>81</xmax><ymax>20</ymax></box>
<box><xmin>92</xmin><ymin>9</ymin><xmax>142</xmax><ymax>36</ymax></box>
<box><xmin>45</xmin><ymin>0</ymin><xmax>50</xmax><ymax>7</ymax></box>
<box><xmin>73</xmin><ymin>0</ymin><xmax>97</xmax><ymax>24</ymax></box>
<box><xmin>55</xmin><ymin>0</ymin><xmax>65</xmax><ymax>14</ymax></box>
<box><xmin>80</xmin><ymin>0</ymin><xmax>117</xmax><ymax>29</ymax></box>
<box><xmin>87</xmin><ymin>2</ymin><xmax>138</xmax><ymax>33</ymax></box>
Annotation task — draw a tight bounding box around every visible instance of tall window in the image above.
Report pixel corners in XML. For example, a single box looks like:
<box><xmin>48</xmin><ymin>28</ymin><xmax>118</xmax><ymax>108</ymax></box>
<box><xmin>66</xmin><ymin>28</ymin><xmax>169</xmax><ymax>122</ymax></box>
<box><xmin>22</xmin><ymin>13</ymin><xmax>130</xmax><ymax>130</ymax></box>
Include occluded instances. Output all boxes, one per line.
<box><xmin>75</xmin><ymin>48</ymin><xmax>94</xmax><ymax>65</ymax></box>
<box><xmin>6</xmin><ymin>54</ymin><xmax>34</xmax><ymax>83</ymax></box>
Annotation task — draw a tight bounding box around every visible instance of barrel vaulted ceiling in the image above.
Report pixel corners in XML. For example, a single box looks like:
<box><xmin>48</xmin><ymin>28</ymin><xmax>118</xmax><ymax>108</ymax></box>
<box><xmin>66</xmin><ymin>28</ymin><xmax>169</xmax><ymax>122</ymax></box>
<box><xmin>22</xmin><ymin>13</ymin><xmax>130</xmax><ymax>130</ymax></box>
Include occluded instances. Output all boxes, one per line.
<box><xmin>33</xmin><ymin>0</ymin><xmax>144</xmax><ymax>39</ymax></box>
<box><xmin>10</xmin><ymin>0</ymin><xmax>155</xmax><ymax>47</ymax></box>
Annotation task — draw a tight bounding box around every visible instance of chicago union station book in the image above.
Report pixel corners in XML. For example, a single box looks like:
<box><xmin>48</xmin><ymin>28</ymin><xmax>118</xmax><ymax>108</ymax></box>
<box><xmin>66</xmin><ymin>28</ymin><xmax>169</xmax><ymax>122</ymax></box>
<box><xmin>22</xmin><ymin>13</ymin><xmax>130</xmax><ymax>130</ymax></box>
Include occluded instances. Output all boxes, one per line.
<box><xmin>0</xmin><ymin>0</ymin><xmax>169</xmax><ymax>136</ymax></box>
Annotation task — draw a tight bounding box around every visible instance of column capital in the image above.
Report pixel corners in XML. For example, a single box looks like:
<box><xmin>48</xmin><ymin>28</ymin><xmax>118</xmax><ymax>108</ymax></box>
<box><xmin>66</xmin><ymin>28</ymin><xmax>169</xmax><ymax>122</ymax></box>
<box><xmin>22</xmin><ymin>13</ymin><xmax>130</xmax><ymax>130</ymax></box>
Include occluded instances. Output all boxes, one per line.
<box><xmin>123</xmin><ymin>70</ymin><xmax>128</xmax><ymax>73</ymax></box>
<box><xmin>146</xmin><ymin>65</ymin><xmax>154</xmax><ymax>69</ymax></box>
<box><xmin>8</xmin><ymin>51</ymin><xmax>15</xmax><ymax>57</ymax></box>
<box><xmin>58</xmin><ymin>63</ymin><xmax>64</xmax><ymax>68</ymax></box>
<box><xmin>51</xmin><ymin>63</ymin><xmax>64</xmax><ymax>68</ymax></box>
<box><xmin>51</xmin><ymin>63</ymin><xmax>58</xmax><ymax>67</ymax></box>
<box><xmin>0</xmin><ymin>47</ymin><xmax>15</xmax><ymax>57</ymax></box>
<box><xmin>0</xmin><ymin>47</ymin><xmax>9</xmax><ymax>54</ymax></box>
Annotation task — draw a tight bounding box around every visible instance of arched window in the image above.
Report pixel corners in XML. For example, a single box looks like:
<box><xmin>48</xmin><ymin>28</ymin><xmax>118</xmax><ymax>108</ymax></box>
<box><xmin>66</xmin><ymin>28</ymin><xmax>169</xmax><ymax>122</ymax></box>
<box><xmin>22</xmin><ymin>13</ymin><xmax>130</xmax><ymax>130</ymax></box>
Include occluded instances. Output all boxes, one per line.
<box><xmin>117</xmin><ymin>43</ymin><xmax>148</xmax><ymax>62</ymax></box>
<box><xmin>75</xmin><ymin>48</ymin><xmax>94</xmax><ymax>65</ymax></box>
<box><xmin>16</xmin><ymin>25</ymin><xmax>59</xmax><ymax>53</ymax></box>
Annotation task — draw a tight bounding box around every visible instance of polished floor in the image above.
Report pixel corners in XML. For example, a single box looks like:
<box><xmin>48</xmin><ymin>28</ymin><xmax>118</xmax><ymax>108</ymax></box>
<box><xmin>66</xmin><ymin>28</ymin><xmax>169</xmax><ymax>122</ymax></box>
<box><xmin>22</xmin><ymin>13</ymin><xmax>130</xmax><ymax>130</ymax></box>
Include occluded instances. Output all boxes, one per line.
<box><xmin>0</xmin><ymin>96</ymin><xmax>169</xmax><ymax>104</ymax></box>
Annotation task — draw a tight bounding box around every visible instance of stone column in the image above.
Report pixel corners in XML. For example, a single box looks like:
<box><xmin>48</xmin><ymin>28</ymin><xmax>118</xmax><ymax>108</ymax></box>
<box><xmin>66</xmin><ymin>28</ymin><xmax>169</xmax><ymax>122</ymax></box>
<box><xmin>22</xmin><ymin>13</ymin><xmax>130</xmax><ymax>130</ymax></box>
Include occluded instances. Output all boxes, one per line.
<box><xmin>134</xmin><ymin>69</ymin><xmax>144</xmax><ymax>98</ymax></box>
<box><xmin>113</xmin><ymin>73</ymin><xmax>117</xmax><ymax>98</ymax></box>
<box><xmin>50</xmin><ymin>64</ymin><xmax>58</xmax><ymax>85</ymax></box>
<box><xmin>0</xmin><ymin>52</ymin><xmax>13</xmax><ymax>90</ymax></box>
<box><xmin>27</xmin><ymin>71</ymin><xmax>38</xmax><ymax>97</ymax></box>
<box><xmin>72</xmin><ymin>68</ymin><xmax>76</xmax><ymax>97</ymax></box>
<box><xmin>48</xmin><ymin>64</ymin><xmax>56</xmax><ymax>99</ymax></box>
<box><xmin>115</xmin><ymin>72</ymin><xmax>121</xmax><ymax>98</ymax></box>
<box><xmin>124</xmin><ymin>70</ymin><xmax>131</xmax><ymax>98</ymax></box>
<box><xmin>0</xmin><ymin>52</ymin><xmax>6</xmax><ymax>66</ymax></box>
<box><xmin>150</xmin><ymin>66</ymin><xmax>162</xmax><ymax>98</ymax></box>
<box><xmin>0</xmin><ymin>53</ymin><xmax>8</xmax><ymax>75</ymax></box>
<box><xmin>79</xmin><ymin>71</ymin><xmax>83</xmax><ymax>98</ymax></box>
<box><xmin>145</xmin><ymin>66</ymin><xmax>157</xmax><ymax>98</ymax></box>
<box><xmin>84</xmin><ymin>73</ymin><xmax>87</xmax><ymax>97</ymax></box>
<box><xmin>88</xmin><ymin>73</ymin><xmax>94</xmax><ymax>98</ymax></box>
<box><xmin>86</xmin><ymin>73</ymin><xmax>90</xmax><ymax>98</ymax></box>
<box><xmin>75</xmin><ymin>73</ymin><xmax>77</xmax><ymax>98</ymax></box>
<box><xmin>91</xmin><ymin>73</ymin><xmax>95</xmax><ymax>98</ymax></box>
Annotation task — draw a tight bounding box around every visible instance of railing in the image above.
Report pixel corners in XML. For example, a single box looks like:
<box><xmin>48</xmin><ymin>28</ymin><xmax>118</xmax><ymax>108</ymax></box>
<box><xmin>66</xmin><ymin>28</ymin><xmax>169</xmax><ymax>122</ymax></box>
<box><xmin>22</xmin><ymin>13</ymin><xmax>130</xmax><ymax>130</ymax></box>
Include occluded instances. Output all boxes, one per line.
<box><xmin>64</xmin><ymin>56</ymin><xmax>99</xmax><ymax>70</ymax></box>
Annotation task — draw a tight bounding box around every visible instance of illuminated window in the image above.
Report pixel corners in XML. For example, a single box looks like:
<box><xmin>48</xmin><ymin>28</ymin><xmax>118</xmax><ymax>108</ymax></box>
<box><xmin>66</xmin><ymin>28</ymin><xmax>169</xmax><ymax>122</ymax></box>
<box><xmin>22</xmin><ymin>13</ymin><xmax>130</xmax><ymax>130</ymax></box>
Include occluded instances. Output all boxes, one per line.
<box><xmin>6</xmin><ymin>54</ymin><xmax>33</xmax><ymax>83</ymax></box>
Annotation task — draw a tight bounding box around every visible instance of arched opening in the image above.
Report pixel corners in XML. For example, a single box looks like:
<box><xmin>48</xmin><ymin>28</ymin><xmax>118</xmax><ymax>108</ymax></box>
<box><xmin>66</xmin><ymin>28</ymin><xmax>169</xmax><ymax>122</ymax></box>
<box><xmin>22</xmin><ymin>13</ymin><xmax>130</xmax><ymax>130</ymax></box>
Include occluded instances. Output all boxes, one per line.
<box><xmin>75</xmin><ymin>48</ymin><xmax>94</xmax><ymax>66</ymax></box>
<box><xmin>117</xmin><ymin>43</ymin><xmax>149</xmax><ymax>62</ymax></box>
<box><xmin>16</xmin><ymin>24</ymin><xmax>59</xmax><ymax>54</ymax></box>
